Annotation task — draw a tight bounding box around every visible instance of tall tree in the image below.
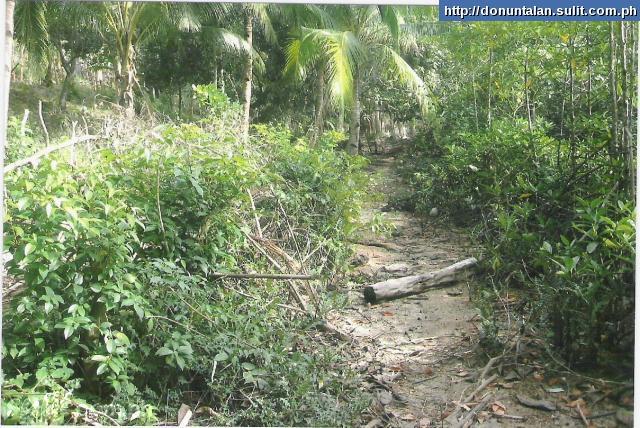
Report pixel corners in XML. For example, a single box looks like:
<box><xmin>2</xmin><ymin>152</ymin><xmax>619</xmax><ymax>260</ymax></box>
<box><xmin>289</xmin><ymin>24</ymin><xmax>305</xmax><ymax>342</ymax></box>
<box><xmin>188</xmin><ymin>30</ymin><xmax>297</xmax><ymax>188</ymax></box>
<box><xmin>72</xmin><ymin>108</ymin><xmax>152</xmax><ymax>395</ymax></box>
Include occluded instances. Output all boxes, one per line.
<box><xmin>285</xmin><ymin>6</ymin><xmax>428</xmax><ymax>154</ymax></box>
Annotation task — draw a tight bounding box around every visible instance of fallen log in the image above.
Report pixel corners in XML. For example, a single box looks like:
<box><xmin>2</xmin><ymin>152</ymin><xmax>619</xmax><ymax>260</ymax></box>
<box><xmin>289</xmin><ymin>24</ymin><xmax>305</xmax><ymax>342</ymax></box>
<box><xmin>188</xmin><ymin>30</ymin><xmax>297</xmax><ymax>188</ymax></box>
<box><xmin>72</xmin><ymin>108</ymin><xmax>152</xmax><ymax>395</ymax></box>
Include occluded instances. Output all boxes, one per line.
<box><xmin>363</xmin><ymin>257</ymin><xmax>478</xmax><ymax>304</ymax></box>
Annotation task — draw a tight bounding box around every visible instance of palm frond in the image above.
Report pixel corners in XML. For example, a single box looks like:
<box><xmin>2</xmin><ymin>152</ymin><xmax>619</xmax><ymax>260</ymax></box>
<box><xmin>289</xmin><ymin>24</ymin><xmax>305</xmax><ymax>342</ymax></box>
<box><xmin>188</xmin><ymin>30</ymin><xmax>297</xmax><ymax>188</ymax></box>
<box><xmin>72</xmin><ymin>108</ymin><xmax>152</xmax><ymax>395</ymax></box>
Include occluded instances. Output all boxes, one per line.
<box><xmin>14</xmin><ymin>0</ymin><xmax>50</xmax><ymax>61</ymax></box>
<box><xmin>246</xmin><ymin>4</ymin><xmax>277</xmax><ymax>45</ymax></box>
<box><xmin>204</xmin><ymin>27</ymin><xmax>266</xmax><ymax>74</ymax></box>
<box><xmin>378</xmin><ymin>6</ymin><xmax>400</xmax><ymax>44</ymax></box>
<box><xmin>303</xmin><ymin>28</ymin><xmax>364</xmax><ymax>106</ymax></box>
<box><xmin>382</xmin><ymin>46</ymin><xmax>430</xmax><ymax>113</ymax></box>
<box><xmin>284</xmin><ymin>32</ymin><xmax>320</xmax><ymax>80</ymax></box>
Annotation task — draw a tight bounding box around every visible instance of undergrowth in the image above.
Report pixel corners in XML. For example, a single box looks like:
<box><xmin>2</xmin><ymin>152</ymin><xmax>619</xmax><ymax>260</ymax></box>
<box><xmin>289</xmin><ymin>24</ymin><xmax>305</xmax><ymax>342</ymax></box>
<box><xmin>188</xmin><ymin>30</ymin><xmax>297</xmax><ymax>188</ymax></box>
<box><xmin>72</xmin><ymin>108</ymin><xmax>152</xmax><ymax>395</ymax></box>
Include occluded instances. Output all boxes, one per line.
<box><xmin>2</xmin><ymin>85</ymin><xmax>370</xmax><ymax>425</ymax></box>
<box><xmin>402</xmin><ymin>119</ymin><xmax>634</xmax><ymax>375</ymax></box>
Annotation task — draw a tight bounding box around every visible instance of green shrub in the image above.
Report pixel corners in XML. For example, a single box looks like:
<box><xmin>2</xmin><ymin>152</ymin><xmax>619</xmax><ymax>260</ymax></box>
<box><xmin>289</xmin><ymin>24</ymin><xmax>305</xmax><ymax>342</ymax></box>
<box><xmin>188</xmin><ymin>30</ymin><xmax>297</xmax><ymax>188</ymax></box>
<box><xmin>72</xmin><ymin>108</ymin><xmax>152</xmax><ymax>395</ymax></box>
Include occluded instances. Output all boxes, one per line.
<box><xmin>2</xmin><ymin>98</ymin><xmax>368</xmax><ymax>424</ymax></box>
<box><xmin>403</xmin><ymin>119</ymin><xmax>634</xmax><ymax>372</ymax></box>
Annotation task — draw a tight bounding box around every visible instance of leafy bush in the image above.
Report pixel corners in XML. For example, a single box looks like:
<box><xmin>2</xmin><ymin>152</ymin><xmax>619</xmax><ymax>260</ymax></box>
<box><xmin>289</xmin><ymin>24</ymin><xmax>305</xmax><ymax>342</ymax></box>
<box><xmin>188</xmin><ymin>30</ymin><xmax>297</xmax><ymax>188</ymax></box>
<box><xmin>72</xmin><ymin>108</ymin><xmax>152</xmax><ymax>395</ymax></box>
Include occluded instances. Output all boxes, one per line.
<box><xmin>2</xmin><ymin>96</ymin><xmax>368</xmax><ymax>425</ymax></box>
<box><xmin>403</xmin><ymin>119</ymin><xmax>634</xmax><ymax>371</ymax></box>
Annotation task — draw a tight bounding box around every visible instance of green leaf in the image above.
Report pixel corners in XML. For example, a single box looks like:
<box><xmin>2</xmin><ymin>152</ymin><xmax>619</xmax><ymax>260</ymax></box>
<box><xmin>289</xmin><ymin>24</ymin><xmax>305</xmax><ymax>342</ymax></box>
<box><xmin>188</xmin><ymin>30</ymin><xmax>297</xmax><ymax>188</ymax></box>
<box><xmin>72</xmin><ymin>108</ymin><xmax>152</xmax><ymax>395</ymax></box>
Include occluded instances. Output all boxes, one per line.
<box><xmin>114</xmin><ymin>332</ymin><xmax>130</xmax><ymax>346</ymax></box>
<box><xmin>96</xmin><ymin>363</ymin><xmax>108</xmax><ymax>376</ymax></box>
<box><xmin>133</xmin><ymin>304</ymin><xmax>144</xmax><ymax>320</ymax></box>
<box><xmin>17</xmin><ymin>197</ymin><xmax>29</xmax><ymax>210</ymax></box>
<box><xmin>586</xmin><ymin>242</ymin><xmax>598</xmax><ymax>254</ymax></box>
<box><xmin>64</xmin><ymin>326</ymin><xmax>74</xmax><ymax>339</ymax></box>
<box><xmin>542</xmin><ymin>241</ymin><xmax>553</xmax><ymax>253</ymax></box>
<box><xmin>24</xmin><ymin>243</ymin><xmax>36</xmax><ymax>256</ymax></box>
<box><xmin>214</xmin><ymin>351</ymin><xmax>229</xmax><ymax>361</ymax></box>
<box><xmin>156</xmin><ymin>347</ymin><xmax>173</xmax><ymax>356</ymax></box>
<box><xmin>91</xmin><ymin>355</ymin><xmax>109</xmax><ymax>362</ymax></box>
<box><xmin>175</xmin><ymin>355</ymin><xmax>186</xmax><ymax>370</ymax></box>
<box><xmin>178</xmin><ymin>344</ymin><xmax>193</xmax><ymax>355</ymax></box>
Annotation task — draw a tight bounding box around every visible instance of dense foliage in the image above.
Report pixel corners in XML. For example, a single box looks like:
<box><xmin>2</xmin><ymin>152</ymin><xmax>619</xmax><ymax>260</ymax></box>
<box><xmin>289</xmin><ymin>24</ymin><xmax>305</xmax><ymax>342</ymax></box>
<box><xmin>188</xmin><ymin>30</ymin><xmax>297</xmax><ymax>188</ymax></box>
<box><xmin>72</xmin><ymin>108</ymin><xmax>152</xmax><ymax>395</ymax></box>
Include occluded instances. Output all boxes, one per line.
<box><xmin>2</xmin><ymin>4</ymin><xmax>637</xmax><ymax>424</ymax></box>
<box><xmin>403</xmin><ymin>22</ymin><xmax>635</xmax><ymax>373</ymax></box>
<box><xmin>2</xmin><ymin>89</ymin><xmax>369</xmax><ymax>425</ymax></box>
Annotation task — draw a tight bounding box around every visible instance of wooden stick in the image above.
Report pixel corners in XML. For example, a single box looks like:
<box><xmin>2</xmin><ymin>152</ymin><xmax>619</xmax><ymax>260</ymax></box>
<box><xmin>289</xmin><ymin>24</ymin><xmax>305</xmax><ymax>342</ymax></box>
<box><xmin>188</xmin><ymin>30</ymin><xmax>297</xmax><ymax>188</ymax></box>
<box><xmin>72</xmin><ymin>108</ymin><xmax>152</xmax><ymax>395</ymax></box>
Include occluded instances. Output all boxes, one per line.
<box><xmin>211</xmin><ymin>272</ymin><xmax>319</xmax><ymax>280</ymax></box>
<box><xmin>246</xmin><ymin>189</ymin><xmax>263</xmax><ymax>239</ymax></box>
<box><xmin>479</xmin><ymin>356</ymin><xmax>501</xmax><ymax>382</ymax></box>
<box><xmin>244</xmin><ymin>232</ymin><xmax>349</xmax><ymax>341</ymax></box>
<box><xmin>38</xmin><ymin>100</ymin><xmax>49</xmax><ymax>146</ymax></box>
<box><xmin>455</xmin><ymin>394</ymin><xmax>493</xmax><ymax>428</ymax></box>
<box><xmin>576</xmin><ymin>403</ymin><xmax>589</xmax><ymax>427</ymax></box>
<box><xmin>351</xmin><ymin>239</ymin><xmax>403</xmax><ymax>252</ymax></box>
<box><xmin>4</xmin><ymin>135</ymin><xmax>99</xmax><ymax>173</ymax></box>
<box><xmin>493</xmin><ymin>413</ymin><xmax>526</xmax><ymax>421</ymax></box>
<box><xmin>20</xmin><ymin>108</ymin><xmax>29</xmax><ymax>136</ymax></box>
<box><xmin>448</xmin><ymin>374</ymin><xmax>497</xmax><ymax>424</ymax></box>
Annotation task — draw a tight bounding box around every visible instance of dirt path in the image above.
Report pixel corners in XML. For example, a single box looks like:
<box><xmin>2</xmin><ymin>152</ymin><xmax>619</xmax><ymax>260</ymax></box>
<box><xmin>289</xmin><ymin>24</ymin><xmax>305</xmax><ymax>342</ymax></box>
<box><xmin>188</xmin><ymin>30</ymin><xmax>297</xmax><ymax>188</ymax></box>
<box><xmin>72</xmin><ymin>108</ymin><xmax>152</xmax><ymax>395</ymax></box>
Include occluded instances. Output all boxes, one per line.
<box><xmin>328</xmin><ymin>153</ymin><xmax>619</xmax><ymax>427</ymax></box>
<box><xmin>329</xmin><ymin>154</ymin><xmax>481</xmax><ymax>426</ymax></box>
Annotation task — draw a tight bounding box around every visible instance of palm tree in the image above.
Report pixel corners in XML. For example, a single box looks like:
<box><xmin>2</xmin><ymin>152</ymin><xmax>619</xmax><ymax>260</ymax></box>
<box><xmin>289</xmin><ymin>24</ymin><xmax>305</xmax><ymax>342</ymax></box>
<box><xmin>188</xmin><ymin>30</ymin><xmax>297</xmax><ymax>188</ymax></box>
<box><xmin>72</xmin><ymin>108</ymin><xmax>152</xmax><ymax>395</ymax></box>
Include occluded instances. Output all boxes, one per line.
<box><xmin>2</xmin><ymin>0</ymin><xmax>17</xmax><ymax>278</ymax></box>
<box><xmin>238</xmin><ymin>4</ymin><xmax>278</xmax><ymax>143</ymax></box>
<box><xmin>98</xmin><ymin>2</ymin><xmax>223</xmax><ymax>115</ymax></box>
<box><xmin>285</xmin><ymin>6</ymin><xmax>428</xmax><ymax>154</ymax></box>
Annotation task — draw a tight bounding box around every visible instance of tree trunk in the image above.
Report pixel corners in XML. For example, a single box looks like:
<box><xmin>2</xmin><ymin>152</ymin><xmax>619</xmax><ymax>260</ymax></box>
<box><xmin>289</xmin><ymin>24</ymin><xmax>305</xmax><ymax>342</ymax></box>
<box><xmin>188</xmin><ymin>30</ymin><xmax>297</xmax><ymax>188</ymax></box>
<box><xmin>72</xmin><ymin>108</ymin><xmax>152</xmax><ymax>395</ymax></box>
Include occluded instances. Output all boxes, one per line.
<box><xmin>620</xmin><ymin>22</ymin><xmax>634</xmax><ymax>194</ymax></box>
<box><xmin>311</xmin><ymin>67</ymin><xmax>326</xmax><ymax>146</ymax></box>
<box><xmin>2</xmin><ymin>1</ymin><xmax>16</xmax><ymax>269</ymax></box>
<box><xmin>59</xmin><ymin>56</ymin><xmax>78</xmax><ymax>112</ymax></box>
<box><xmin>524</xmin><ymin>47</ymin><xmax>532</xmax><ymax>132</ymax></box>
<box><xmin>569</xmin><ymin>36</ymin><xmax>576</xmax><ymax>163</ymax></box>
<box><xmin>347</xmin><ymin>68</ymin><xmax>361</xmax><ymax>155</ymax></box>
<box><xmin>487</xmin><ymin>49</ymin><xmax>493</xmax><ymax>127</ymax></box>
<box><xmin>608</xmin><ymin>22</ymin><xmax>619</xmax><ymax>162</ymax></box>
<box><xmin>115</xmin><ymin>30</ymin><xmax>137</xmax><ymax>117</ymax></box>
<box><xmin>43</xmin><ymin>60</ymin><xmax>54</xmax><ymax>87</ymax></box>
<box><xmin>363</xmin><ymin>258</ymin><xmax>478</xmax><ymax>304</ymax></box>
<box><xmin>242</xmin><ymin>16</ymin><xmax>253</xmax><ymax>143</ymax></box>
<box><xmin>178</xmin><ymin>86</ymin><xmax>182</xmax><ymax>116</ymax></box>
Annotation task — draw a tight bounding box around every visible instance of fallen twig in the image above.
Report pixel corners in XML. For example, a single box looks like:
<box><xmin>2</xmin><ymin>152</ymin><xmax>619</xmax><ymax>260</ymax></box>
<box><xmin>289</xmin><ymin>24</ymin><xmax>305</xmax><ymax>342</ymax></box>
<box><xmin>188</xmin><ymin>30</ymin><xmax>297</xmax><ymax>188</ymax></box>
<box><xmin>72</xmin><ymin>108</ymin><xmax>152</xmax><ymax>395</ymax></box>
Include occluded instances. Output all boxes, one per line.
<box><xmin>516</xmin><ymin>394</ymin><xmax>556</xmax><ymax>411</ymax></box>
<box><xmin>455</xmin><ymin>393</ymin><xmax>493</xmax><ymax>428</ymax></box>
<box><xmin>479</xmin><ymin>356</ymin><xmax>501</xmax><ymax>382</ymax></box>
<box><xmin>576</xmin><ymin>403</ymin><xmax>589</xmax><ymax>427</ymax></box>
<box><xmin>447</xmin><ymin>374</ymin><xmax>497</xmax><ymax>423</ymax></box>
<box><xmin>210</xmin><ymin>272</ymin><xmax>318</xmax><ymax>280</ymax></box>
<box><xmin>493</xmin><ymin>413</ymin><xmax>526</xmax><ymax>421</ymax></box>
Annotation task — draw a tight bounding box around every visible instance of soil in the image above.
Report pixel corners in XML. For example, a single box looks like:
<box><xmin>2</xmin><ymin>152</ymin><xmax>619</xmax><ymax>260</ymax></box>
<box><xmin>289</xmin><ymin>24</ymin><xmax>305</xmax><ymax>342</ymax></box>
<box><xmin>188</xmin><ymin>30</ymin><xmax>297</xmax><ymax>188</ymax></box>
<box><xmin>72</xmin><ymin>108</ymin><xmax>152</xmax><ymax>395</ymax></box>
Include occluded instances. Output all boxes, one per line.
<box><xmin>328</xmin><ymin>151</ymin><xmax>630</xmax><ymax>428</ymax></box>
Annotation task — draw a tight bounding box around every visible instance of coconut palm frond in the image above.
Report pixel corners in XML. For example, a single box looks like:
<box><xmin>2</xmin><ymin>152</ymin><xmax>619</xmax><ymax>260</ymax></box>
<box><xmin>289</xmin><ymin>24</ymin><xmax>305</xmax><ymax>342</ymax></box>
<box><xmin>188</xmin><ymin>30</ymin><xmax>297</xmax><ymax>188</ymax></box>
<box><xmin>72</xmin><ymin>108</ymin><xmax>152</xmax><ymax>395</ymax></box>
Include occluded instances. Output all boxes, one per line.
<box><xmin>205</xmin><ymin>27</ymin><xmax>266</xmax><ymax>74</ymax></box>
<box><xmin>303</xmin><ymin>28</ymin><xmax>364</xmax><ymax>106</ymax></box>
<box><xmin>382</xmin><ymin>45</ymin><xmax>430</xmax><ymax>113</ymax></box>
<box><xmin>14</xmin><ymin>0</ymin><xmax>50</xmax><ymax>61</ymax></box>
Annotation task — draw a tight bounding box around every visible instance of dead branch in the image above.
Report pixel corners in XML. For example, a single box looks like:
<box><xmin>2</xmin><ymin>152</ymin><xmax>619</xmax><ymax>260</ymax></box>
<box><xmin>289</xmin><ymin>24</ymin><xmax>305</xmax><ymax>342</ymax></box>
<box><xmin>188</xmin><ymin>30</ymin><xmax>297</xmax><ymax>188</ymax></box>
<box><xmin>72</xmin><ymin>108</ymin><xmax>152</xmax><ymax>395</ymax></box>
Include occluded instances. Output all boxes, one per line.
<box><xmin>4</xmin><ymin>135</ymin><xmax>100</xmax><ymax>173</ymax></box>
<box><xmin>447</xmin><ymin>374</ymin><xmax>497</xmax><ymax>424</ymax></box>
<box><xmin>352</xmin><ymin>239</ymin><xmax>403</xmax><ymax>252</ymax></box>
<box><xmin>211</xmin><ymin>272</ymin><xmax>318</xmax><ymax>280</ymax></box>
<box><xmin>455</xmin><ymin>393</ymin><xmax>493</xmax><ymax>428</ymax></box>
